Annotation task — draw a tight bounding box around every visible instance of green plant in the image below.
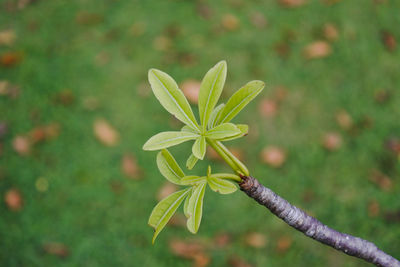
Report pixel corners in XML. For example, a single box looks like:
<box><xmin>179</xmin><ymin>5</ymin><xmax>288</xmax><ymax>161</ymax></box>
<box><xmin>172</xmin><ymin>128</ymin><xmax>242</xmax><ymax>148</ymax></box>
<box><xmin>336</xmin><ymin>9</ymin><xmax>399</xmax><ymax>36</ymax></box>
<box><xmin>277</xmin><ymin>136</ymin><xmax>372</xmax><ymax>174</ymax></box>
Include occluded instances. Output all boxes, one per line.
<box><xmin>143</xmin><ymin>61</ymin><xmax>264</xmax><ymax>242</ymax></box>
<box><xmin>142</xmin><ymin>61</ymin><xmax>399</xmax><ymax>266</ymax></box>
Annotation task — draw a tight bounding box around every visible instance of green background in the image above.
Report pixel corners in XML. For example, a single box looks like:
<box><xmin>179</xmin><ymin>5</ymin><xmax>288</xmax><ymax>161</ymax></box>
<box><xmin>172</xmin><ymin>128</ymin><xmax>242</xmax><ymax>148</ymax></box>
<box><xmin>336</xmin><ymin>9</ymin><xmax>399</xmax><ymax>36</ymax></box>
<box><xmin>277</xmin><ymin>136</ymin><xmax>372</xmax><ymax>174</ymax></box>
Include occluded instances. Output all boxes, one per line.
<box><xmin>1</xmin><ymin>0</ymin><xmax>399</xmax><ymax>266</ymax></box>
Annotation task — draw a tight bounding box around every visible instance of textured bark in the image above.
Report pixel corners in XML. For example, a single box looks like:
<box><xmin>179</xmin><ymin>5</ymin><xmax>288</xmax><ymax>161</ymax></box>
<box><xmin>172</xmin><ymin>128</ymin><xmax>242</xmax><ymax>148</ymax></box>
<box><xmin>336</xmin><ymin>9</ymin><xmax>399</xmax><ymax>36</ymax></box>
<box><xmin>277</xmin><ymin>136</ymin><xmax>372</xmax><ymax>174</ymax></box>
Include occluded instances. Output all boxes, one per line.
<box><xmin>239</xmin><ymin>176</ymin><xmax>400</xmax><ymax>267</ymax></box>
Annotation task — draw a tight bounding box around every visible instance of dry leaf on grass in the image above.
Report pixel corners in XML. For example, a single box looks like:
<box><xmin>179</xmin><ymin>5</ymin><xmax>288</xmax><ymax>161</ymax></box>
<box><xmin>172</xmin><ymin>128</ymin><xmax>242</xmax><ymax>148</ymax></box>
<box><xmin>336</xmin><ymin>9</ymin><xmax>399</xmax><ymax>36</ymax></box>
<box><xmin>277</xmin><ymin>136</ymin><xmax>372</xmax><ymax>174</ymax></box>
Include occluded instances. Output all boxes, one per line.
<box><xmin>4</xmin><ymin>188</ymin><xmax>23</xmax><ymax>211</ymax></box>
<box><xmin>169</xmin><ymin>239</ymin><xmax>210</xmax><ymax>267</ymax></box>
<box><xmin>12</xmin><ymin>135</ymin><xmax>31</xmax><ymax>156</ymax></box>
<box><xmin>322</xmin><ymin>132</ymin><xmax>342</xmax><ymax>151</ymax></box>
<box><xmin>369</xmin><ymin>170</ymin><xmax>393</xmax><ymax>192</ymax></box>
<box><xmin>0</xmin><ymin>30</ymin><xmax>16</xmax><ymax>46</ymax></box>
<box><xmin>43</xmin><ymin>242</ymin><xmax>69</xmax><ymax>258</ymax></box>
<box><xmin>180</xmin><ymin>79</ymin><xmax>201</xmax><ymax>104</ymax></box>
<box><xmin>222</xmin><ymin>14</ymin><xmax>240</xmax><ymax>31</ymax></box>
<box><xmin>213</xmin><ymin>232</ymin><xmax>231</xmax><ymax>248</ymax></box>
<box><xmin>303</xmin><ymin>41</ymin><xmax>332</xmax><ymax>59</ymax></box>
<box><xmin>157</xmin><ymin>182</ymin><xmax>179</xmax><ymax>201</ymax></box>
<box><xmin>323</xmin><ymin>23</ymin><xmax>339</xmax><ymax>41</ymax></box>
<box><xmin>0</xmin><ymin>51</ymin><xmax>23</xmax><ymax>67</ymax></box>
<box><xmin>260</xmin><ymin>146</ymin><xmax>286</xmax><ymax>168</ymax></box>
<box><xmin>279</xmin><ymin>0</ymin><xmax>306</xmax><ymax>8</ymax></box>
<box><xmin>335</xmin><ymin>110</ymin><xmax>353</xmax><ymax>130</ymax></box>
<box><xmin>244</xmin><ymin>232</ymin><xmax>267</xmax><ymax>248</ymax></box>
<box><xmin>121</xmin><ymin>153</ymin><xmax>142</xmax><ymax>179</ymax></box>
<box><xmin>368</xmin><ymin>199</ymin><xmax>380</xmax><ymax>218</ymax></box>
<box><xmin>93</xmin><ymin>119</ymin><xmax>119</xmax><ymax>146</ymax></box>
<box><xmin>276</xmin><ymin>236</ymin><xmax>292</xmax><ymax>253</ymax></box>
<box><xmin>258</xmin><ymin>98</ymin><xmax>277</xmax><ymax>118</ymax></box>
<box><xmin>228</xmin><ymin>256</ymin><xmax>253</xmax><ymax>267</ymax></box>
<box><xmin>381</xmin><ymin>31</ymin><xmax>396</xmax><ymax>52</ymax></box>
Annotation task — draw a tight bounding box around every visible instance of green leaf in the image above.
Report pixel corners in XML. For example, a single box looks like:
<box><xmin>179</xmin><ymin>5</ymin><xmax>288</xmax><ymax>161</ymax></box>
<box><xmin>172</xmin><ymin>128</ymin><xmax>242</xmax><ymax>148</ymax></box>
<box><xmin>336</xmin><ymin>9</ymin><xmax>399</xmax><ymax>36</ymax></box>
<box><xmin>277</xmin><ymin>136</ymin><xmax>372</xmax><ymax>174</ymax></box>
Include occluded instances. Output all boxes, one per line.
<box><xmin>205</xmin><ymin>123</ymin><xmax>241</xmax><ymax>140</ymax></box>
<box><xmin>210</xmin><ymin>173</ymin><xmax>241</xmax><ymax>182</ymax></box>
<box><xmin>217</xmin><ymin>124</ymin><xmax>248</xmax><ymax>141</ymax></box>
<box><xmin>181</xmin><ymin>125</ymin><xmax>198</xmax><ymax>134</ymax></box>
<box><xmin>143</xmin><ymin>131</ymin><xmax>198</xmax><ymax>151</ymax></box>
<box><xmin>183</xmin><ymin>188</ymin><xmax>193</xmax><ymax>218</ymax></box>
<box><xmin>148</xmin><ymin>188</ymin><xmax>191</xmax><ymax>243</ymax></box>
<box><xmin>207</xmin><ymin>176</ymin><xmax>237</xmax><ymax>194</ymax></box>
<box><xmin>180</xmin><ymin>175</ymin><xmax>206</xmax><ymax>185</ymax></box>
<box><xmin>156</xmin><ymin>149</ymin><xmax>185</xmax><ymax>185</ymax></box>
<box><xmin>186</xmin><ymin>154</ymin><xmax>199</xmax><ymax>170</ymax></box>
<box><xmin>192</xmin><ymin>136</ymin><xmax>206</xmax><ymax>160</ymax></box>
<box><xmin>217</xmin><ymin>80</ymin><xmax>265</xmax><ymax>124</ymax></box>
<box><xmin>148</xmin><ymin>69</ymin><xmax>199</xmax><ymax>131</ymax></box>
<box><xmin>207</xmin><ymin>103</ymin><xmax>225</xmax><ymax>129</ymax></box>
<box><xmin>187</xmin><ymin>182</ymin><xmax>207</xmax><ymax>233</ymax></box>
<box><xmin>198</xmin><ymin>61</ymin><xmax>227</xmax><ymax>130</ymax></box>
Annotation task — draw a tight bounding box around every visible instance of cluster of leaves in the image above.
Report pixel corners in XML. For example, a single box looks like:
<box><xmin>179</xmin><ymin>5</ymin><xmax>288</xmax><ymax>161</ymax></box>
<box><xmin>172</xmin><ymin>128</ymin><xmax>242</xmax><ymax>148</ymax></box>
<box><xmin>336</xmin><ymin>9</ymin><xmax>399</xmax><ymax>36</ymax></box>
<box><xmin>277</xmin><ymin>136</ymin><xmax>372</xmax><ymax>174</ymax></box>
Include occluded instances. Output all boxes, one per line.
<box><xmin>148</xmin><ymin>149</ymin><xmax>239</xmax><ymax>243</ymax></box>
<box><xmin>143</xmin><ymin>61</ymin><xmax>265</xmax><ymax>243</ymax></box>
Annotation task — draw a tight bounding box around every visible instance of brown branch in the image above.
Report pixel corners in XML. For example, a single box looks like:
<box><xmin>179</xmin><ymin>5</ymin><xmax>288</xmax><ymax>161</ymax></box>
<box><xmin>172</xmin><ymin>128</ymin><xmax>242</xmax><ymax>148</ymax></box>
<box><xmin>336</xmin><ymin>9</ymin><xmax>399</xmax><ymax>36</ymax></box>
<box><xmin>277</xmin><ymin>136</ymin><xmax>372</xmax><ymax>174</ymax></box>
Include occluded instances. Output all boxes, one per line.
<box><xmin>239</xmin><ymin>176</ymin><xmax>400</xmax><ymax>267</ymax></box>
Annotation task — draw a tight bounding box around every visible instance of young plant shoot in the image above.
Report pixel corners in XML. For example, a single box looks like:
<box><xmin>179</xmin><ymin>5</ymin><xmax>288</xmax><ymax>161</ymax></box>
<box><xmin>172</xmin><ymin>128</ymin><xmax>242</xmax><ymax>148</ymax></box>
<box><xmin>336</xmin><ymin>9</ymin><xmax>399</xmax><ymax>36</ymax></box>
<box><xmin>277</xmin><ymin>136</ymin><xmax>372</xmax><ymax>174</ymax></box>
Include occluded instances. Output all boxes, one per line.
<box><xmin>143</xmin><ymin>61</ymin><xmax>399</xmax><ymax>267</ymax></box>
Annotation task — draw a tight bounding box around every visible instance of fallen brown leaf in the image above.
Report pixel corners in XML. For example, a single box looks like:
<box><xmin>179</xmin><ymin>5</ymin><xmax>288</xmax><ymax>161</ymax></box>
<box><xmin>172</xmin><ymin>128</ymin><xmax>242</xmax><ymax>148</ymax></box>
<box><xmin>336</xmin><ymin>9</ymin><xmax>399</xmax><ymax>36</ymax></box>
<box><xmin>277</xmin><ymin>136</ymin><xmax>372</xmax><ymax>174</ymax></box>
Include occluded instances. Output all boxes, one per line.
<box><xmin>157</xmin><ymin>182</ymin><xmax>178</xmax><ymax>201</ymax></box>
<box><xmin>323</xmin><ymin>23</ymin><xmax>339</xmax><ymax>41</ymax></box>
<box><xmin>381</xmin><ymin>31</ymin><xmax>396</xmax><ymax>52</ymax></box>
<box><xmin>0</xmin><ymin>51</ymin><xmax>22</xmax><ymax>67</ymax></box>
<box><xmin>43</xmin><ymin>242</ymin><xmax>69</xmax><ymax>258</ymax></box>
<box><xmin>169</xmin><ymin>239</ymin><xmax>210</xmax><ymax>267</ymax></box>
<box><xmin>93</xmin><ymin>119</ymin><xmax>119</xmax><ymax>146</ymax></box>
<box><xmin>121</xmin><ymin>153</ymin><xmax>142</xmax><ymax>179</ymax></box>
<box><xmin>279</xmin><ymin>0</ymin><xmax>306</xmax><ymax>8</ymax></box>
<box><xmin>276</xmin><ymin>236</ymin><xmax>292</xmax><ymax>253</ymax></box>
<box><xmin>260</xmin><ymin>146</ymin><xmax>286</xmax><ymax>168</ymax></box>
<box><xmin>29</xmin><ymin>123</ymin><xmax>60</xmax><ymax>144</ymax></box>
<box><xmin>258</xmin><ymin>98</ymin><xmax>277</xmax><ymax>118</ymax></box>
<box><xmin>53</xmin><ymin>90</ymin><xmax>75</xmax><ymax>106</ymax></box>
<box><xmin>303</xmin><ymin>41</ymin><xmax>332</xmax><ymax>59</ymax></box>
<box><xmin>222</xmin><ymin>14</ymin><xmax>240</xmax><ymax>31</ymax></box>
<box><xmin>213</xmin><ymin>232</ymin><xmax>231</xmax><ymax>248</ymax></box>
<box><xmin>335</xmin><ymin>110</ymin><xmax>353</xmax><ymax>130</ymax></box>
<box><xmin>4</xmin><ymin>188</ymin><xmax>23</xmax><ymax>211</ymax></box>
<box><xmin>244</xmin><ymin>232</ymin><xmax>267</xmax><ymax>248</ymax></box>
<box><xmin>227</xmin><ymin>256</ymin><xmax>253</xmax><ymax>267</ymax></box>
<box><xmin>0</xmin><ymin>29</ymin><xmax>16</xmax><ymax>46</ymax></box>
<box><xmin>369</xmin><ymin>170</ymin><xmax>392</xmax><ymax>192</ymax></box>
<box><xmin>368</xmin><ymin>199</ymin><xmax>380</xmax><ymax>218</ymax></box>
<box><xmin>153</xmin><ymin>35</ymin><xmax>172</xmax><ymax>51</ymax></box>
<box><xmin>180</xmin><ymin>79</ymin><xmax>201</xmax><ymax>104</ymax></box>
<box><xmin>12</xmin><ymin>135</ymin><xmax>31</xmax><ymax>156</ymax></box>
<box><xmin>322</xmin><ymin>132</ymin><xmax>342</xmax><ymax>151</ymax></box>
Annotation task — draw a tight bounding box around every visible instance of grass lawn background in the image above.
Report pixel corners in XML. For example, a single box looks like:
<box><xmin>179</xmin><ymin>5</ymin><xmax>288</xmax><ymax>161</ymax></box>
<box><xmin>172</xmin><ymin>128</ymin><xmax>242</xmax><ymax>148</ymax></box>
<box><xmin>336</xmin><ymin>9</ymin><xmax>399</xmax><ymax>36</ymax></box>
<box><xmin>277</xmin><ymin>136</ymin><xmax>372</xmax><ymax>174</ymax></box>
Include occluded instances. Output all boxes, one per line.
<box><xmin>1</xmin><ymin>0</ymin><xmax>399</xmax><ymax>266</ymax></box>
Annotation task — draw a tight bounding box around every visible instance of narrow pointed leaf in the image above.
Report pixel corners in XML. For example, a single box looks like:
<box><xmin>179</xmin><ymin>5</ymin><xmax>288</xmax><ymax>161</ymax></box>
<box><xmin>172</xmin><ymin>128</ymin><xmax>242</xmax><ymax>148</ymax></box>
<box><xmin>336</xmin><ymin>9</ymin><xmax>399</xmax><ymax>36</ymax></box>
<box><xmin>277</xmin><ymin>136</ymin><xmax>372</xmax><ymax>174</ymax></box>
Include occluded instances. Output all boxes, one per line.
<box><xmin>198</xmin><ymin>61</ymin><xmax>227</xmax><ymax>129</ymax></box>
<box><xmin>148</xmin><ymin>69</ymin><xmax>199</xmax><ymax>131</ymax></box>
<box><xmin>210</xmin><ymin>173</ymin><xmax>242</xmax><ymax>182</ymax></box>
<box><xmin>148</xmin><ymin>188</ymin><xmax>191</xmax><ymax>243</ymax></box>
<box><xmin>156</xmin><ymin>149</ymin><xmax>185</xmax><ymax>184</ymax></box>
<box><xmin>184</xmin><ymin>188</ymin><xmax>193</xmax><ymax>218</ymax></box>
<box><xmin>218</xmin><ymin>124</ymin><xmax>248</xmax><ymax>141</ymax></box>
<box><xmin>187</xmin><ymin>182</ymin><xmax>207</xmax><ymax>233</ymax></box>
<box><xmin>181</xmin><ymin>125</ymin><xmax>198</xmax><ymax>134</ymax></box>
<box><xmin>192</xmin><ymin>136</ymin><xmax>206</xmax><ymax>160</ymax></box>
<box><xmin>207</xmin><ymin>176</ymin><xmax>237</xmax><ymax>194</ymax></box>
<box><xmin>186</xmin><ymin>154</ymin><xmax>199</xmax><ymax>170</ymax></box>
<box><xmin>206</xmin><ymin>123</ymin><xmax>241</xmax><ymax>140</ymax></box>
<box><xmin>217</xmin><ymin>80</ymin><xmax>265</xmax><ymax>124</ymax></box>
<box><xmin>208</xmin><ymin>103</ymin><xmax>225</xmax><ymax>129</ymax></box>
<box><xmin>180</xmin><ymin>175</ymin><xmax>206</xmax><ymax>185</ymax></box>
<box><xmin>143</xmin><ymin>131</ymin><xmax>198</xmax><ymax>151</ymax></box>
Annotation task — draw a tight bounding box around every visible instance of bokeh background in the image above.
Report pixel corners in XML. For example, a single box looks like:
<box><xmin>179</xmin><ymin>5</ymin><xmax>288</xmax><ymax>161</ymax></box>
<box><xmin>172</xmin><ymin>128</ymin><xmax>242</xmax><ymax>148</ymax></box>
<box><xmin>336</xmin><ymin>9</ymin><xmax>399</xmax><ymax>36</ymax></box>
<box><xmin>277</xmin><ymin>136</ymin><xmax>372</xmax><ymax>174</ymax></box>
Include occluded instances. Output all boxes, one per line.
<box><xmin>1</xmin><ymin>0</ymin><xmax>399</xmax><ymax>266</ymax></box>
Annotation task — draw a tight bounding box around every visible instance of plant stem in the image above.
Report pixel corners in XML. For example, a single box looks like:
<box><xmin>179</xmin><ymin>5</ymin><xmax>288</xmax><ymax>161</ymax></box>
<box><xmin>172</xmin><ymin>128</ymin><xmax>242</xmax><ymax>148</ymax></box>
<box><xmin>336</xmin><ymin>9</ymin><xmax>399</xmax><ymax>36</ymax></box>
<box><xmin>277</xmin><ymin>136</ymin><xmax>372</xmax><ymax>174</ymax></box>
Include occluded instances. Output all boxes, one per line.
<box><xmin>240</xmin><ymin>175</ymin><xmax>400</xmax><ymax>267</ymax></box>
<box><xmin>206</xmin><ymin>139</ymin><xmax>249</xmax><ymax>177</ymax></box>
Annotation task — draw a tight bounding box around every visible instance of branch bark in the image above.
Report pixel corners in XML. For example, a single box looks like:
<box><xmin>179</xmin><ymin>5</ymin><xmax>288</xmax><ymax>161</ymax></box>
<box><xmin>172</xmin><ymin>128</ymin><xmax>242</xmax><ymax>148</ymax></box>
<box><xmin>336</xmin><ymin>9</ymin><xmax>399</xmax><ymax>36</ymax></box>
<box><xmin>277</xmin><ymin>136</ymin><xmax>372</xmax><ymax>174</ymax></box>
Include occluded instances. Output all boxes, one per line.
<box><xmin>239</xmin><ymin>176</ymin><xmax>400</xmax><ymax>267</ymax></box>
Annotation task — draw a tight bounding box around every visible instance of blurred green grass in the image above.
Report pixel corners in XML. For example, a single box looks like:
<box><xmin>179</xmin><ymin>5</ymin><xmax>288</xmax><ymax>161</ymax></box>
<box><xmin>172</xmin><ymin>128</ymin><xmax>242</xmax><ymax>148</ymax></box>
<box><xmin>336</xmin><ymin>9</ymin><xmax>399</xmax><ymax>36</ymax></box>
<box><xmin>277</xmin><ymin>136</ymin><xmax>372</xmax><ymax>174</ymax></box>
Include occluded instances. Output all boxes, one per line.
<box><xmin>1</xmin><ymin>0</ymin><xmax>399</xmax><ymax>266</ymax></box>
